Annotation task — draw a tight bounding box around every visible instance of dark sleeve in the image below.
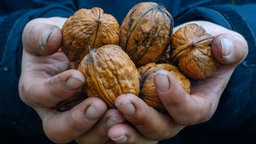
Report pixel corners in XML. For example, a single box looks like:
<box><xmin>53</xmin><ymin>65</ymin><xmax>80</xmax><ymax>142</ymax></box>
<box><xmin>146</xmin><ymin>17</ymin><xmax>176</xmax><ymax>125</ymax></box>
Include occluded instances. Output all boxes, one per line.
<box><xmin>175</xmin><ymin>3</ymin><xmax>256</xmax><ymax>136</ymax></box>
<box><xmin>0</xmin><ymin>2</ymin><xmax>76</xmax><ymax>144</ymax></box>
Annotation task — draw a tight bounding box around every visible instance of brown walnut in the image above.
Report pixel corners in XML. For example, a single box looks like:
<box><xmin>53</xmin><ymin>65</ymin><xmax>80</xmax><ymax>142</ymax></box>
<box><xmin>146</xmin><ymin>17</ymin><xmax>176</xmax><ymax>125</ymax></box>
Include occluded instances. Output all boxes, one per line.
<box><xmin>56</xmin><ymin>91</ymin><xmax>87</xmax><ymax>112</ymax></box>
<box><xmin>61</xmin><ymin>7</ymin><xmax>120</xmax><ymax>69</ymax></box>
<box><xmin>119</xmin><ymin>2</ymin><xmax>174</xmax><ymax>66</ymax></box>
<box><xmin>171</xmin><ymin>23</ymin><xmax>219</xmax><ymax>80</ymax></box>
<box><xmin>138</xmin><ymin>63</ymin><xmax>191</xmax><ymax>112</ymax></box>
<box><xmin>78</xmin><ymin>45</ymin><xmax>140</xmax><ymax>108</ymax></box>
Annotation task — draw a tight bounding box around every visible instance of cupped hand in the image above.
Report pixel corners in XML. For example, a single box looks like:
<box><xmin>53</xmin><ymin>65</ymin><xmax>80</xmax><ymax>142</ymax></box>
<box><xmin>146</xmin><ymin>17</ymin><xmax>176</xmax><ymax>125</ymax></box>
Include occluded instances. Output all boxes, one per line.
<box><xmin>113</xmin><ymin>20</ymin><xmax>248</xmax><ymax>142</ymax></box>
<box><xmin>19</xmin><ymin>17</ymin><xmax>108</xmax><ymax>143</ymax></box>
<box><xmin>155</xmin><ymin>21</ymin><xmax>248</xmax><ymax>125</ymax></box>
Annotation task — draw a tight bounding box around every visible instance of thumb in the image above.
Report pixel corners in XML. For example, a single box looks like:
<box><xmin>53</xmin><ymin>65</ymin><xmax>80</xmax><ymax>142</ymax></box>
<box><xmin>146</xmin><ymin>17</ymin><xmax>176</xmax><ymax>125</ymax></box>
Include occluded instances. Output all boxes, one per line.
<box><xmin>22</xmin><ymin>20</ymin><xmax>62</xmax><ymax>56</ymax></box>
<box><xmin>211</xmin><ymin>34</ymin><xmax>248</xmax><ymax>65</ymax></box>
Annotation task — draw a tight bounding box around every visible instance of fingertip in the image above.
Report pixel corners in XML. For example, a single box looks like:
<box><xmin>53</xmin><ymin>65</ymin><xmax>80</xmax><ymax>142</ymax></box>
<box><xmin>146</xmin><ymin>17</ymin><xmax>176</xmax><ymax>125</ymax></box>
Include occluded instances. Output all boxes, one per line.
<box><xmin>40</xmin><ymin>69</ymin><xmax>85</xmax><ymax>108</ymax></box>
<box><xmin>43</xmin><ymin>25</ymin><xmax>62</xmax><ymax>55</ymax></box>
<box><xmin>65</xmin><ymin>69</ymin><xmax>85</xmax><ymax>90</ymax></box>
<box><xmin>211</xmin><ymin>35</ymin><xmax>233</xmax><ymax>64</ymax></box>
<box><xmin>108</xmin><ymin>124</ymin><xmax>128</xmax><ymax>143</ymax></box>
<box><xmin>115</xmin><ymin>94</ymin><xmax>138</xmax><ymax>117</ymax></box>
<box><xmin>154</xmin><ymin>70</ymin><xmax>170</xmax><ymax>93</ymax></box>
<box><xmin>83</xmin><ymin>97</ymin><xmax>108</xmax><ymax>120</ymax></box>
<box><xmin>154</xmin><ymin>70</ymin><xmax>190</xmax><ymax>113</ymax></box>
<box><xmin>48</xmin><ymin>69</ymin><xmax>85</xmax><ymax>93</ymax></box>
<box><xmin>22</xmin><ymin>20</ymin><xmax>62</xmax><ymax>56</ymax></box>
<box><xmin>115</xmin><ymin>93</ymin><xmax>137</xmax><ymax>104</ymax></box>
<box><xmin>43</xmin><ymin>97</ymin><xmax>107</xmax><ymax>143</ymax></box>
<box><xmin>108</xmin><ymin>124</ymin><xmax>159</xmax><ymax>144</ymax></box>
<box><xmin>154</xmin><ymin>70</ymin><xmax>183</xmax><ymax>97</ymax></box>
<box><xmin>212</xmin><ymin>34</ymin><xmax>248</xmax><ymax>65</ymax></box>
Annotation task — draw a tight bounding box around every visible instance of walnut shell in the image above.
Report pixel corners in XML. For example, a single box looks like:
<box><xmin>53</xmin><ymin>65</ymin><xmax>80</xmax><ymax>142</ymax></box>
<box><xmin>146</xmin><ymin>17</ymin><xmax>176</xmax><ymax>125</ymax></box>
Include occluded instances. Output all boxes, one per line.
<box><xmin>62</xmin><ymin>8</ymin><xmax>120</xmax><ymax>68</ymax></box>
<box><xmin>119</xmin><ymin>2</ymin><xmax>174</xmax><ymax>66</ymax></box>
<box><xmin>56</xmin><ymin>91</ymin><xmax>87</xmax><ymax>112</ymax></box>
<box><xmin>78</xmin><ymin>45</ymin><xmax>140</xmax><ymax>108</ymax></box>
<box><xmin>171</xmin><ymin>23</ymin><xmax>219</xmax><ymax>79</ymax></box>
<box><xmin>138</xmin><ymin>63</ymin><xmax>190</xmax><ymax>112</ymax></box>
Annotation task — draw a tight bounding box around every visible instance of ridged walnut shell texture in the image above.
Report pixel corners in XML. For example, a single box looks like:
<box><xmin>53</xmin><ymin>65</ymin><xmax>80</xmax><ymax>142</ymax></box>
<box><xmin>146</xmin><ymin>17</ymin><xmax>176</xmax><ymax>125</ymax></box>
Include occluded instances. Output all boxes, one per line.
<box><xmin>138</xmin><ymin>63</ymin><xmax>191</xmax><ymax>112</ymax></box>
<box><xmin>62</xmin><ymin>7</ymin><xmax>120</xmax><ymax>68</ymax></box>
<box><xmin>119</xmin><ymin>2</ymin><xmax>174</xmax><ymax>66</ymax></box>
<box><xmin>78</xmin><ymin>45</ymin><xmax>140</xmax><ymax>108</ymax></box>
<box><xmin>171</xmin><ymin>23</ymin><xmax>219</xmax><ymax>80</ymax></box>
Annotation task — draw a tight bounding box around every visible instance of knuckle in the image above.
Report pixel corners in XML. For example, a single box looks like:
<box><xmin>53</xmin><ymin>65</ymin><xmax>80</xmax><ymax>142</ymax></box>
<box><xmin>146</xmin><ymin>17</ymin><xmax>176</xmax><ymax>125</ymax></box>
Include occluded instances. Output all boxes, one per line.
<box><xmin>18</xmin><ymin>80</ymin><xmax>39</xmax><ymax>107</ymax></box>
<box><xmin>68</xmin><ymin>109</ymin><xmax>86</xmax><ymax>134</ymax></box>
<box><xmin>46</xmin><ymin>76</ymin><xmax>69</xmax><ymax>100</ymax></box>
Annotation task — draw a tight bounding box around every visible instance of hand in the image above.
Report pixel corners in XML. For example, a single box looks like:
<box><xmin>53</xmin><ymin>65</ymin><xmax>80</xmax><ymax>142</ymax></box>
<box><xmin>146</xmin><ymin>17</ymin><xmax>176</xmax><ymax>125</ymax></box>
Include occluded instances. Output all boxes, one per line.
<box><xmin>155</xmin><ymin>21</ymin><xmax>248</xmax><ymax>125</ymax></box>
<box><xmin>110</xmin><ymin>21</ymin><xmax>248</xmax><ymax>142</ymax></box>
<box><xmin>19</xmin><ymin>17</ymin><xmax>108</xmax><ymax>143</ymax></box>
<box><xmin>19</xmin><ymin>17</ymin><xmax>159</xmax><ymax>144</ymax></box>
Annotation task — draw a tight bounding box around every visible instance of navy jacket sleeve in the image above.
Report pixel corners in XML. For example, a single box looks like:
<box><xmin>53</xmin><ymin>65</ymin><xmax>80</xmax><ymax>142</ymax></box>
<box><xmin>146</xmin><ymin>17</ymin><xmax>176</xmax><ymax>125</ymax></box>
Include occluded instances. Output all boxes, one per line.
<box><xmin>161</xmin><ymin>4</ymin><xmax>256</xmax><ymax>144</ymax></box>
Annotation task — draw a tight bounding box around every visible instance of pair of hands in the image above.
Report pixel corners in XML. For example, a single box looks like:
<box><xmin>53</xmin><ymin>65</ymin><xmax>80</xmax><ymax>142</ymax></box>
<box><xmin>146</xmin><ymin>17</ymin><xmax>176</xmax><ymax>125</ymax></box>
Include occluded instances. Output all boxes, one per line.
<box><xmin>18</xmin><ymin>17</ymin><xmax>248</xmax><ymax>144</ymax></box>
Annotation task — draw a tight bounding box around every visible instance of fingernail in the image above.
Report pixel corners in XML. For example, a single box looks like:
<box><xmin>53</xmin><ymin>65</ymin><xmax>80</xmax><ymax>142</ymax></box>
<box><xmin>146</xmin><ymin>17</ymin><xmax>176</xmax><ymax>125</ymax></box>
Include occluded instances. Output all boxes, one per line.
<box><xmin>154</xmin><ymin>71</ymin><xmax>170</xmax><ymax>92</ymax></box>
<box><xmin>66</xmin><ymin>76</ymin><xmax>84</xmax><ymax>90</ymax></box>
<box><xmin>111</xmin><ymin>135</ymin><xmax>128</xmax><ymax>143</ymax></box>
<box><xmin>85</xmin><ymin>104</ymin><xmax>103</xmax><ymax>120</ymax></box>
<box><xmin>40</xmin><ymin>27</ymin><xmax>54</xmax><ymax>50</ymax></box>
<box><xmin>115</xmin><ymin>102</ymin><xmax>135</xmax><ymax>117</ymax></box>
<box><xmin>220</xmin><ymin>37</ymin><xmax>233</xmax><ymax>56</ymax></box>
<box><xmin>106</xmin><ymin>116</ymin><xmax>124</xmax><ymax>128</ymax></box>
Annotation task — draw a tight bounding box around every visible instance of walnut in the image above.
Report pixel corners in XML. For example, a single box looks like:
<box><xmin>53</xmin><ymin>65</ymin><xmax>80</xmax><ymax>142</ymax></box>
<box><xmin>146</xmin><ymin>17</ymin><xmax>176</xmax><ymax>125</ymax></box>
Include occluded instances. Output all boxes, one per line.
<box><xmin>56</xmin><ymin>91</ymin><xmax>87</xmax><ymax>112</ymax></box>
<box><xmin>171</xmin><ymin>23</ymin><xmax>219</xmax><ymax>79</ymax></box>
<box><xmin>138</xmin><ymin>63</ymin><xmax>190</xmax><ymax>112</ymax></box>
<box><xmin>61</xmin><ymin>7</ymin><xmax>120</xmax><ymax>69</ymax></box>
<box><xmin>78</xmin><ymin>45</ymin><xmax>140</xmax><ymax>108</ymax></box>
<box><xmin>119</xmin><ymin>2</ymin><xmax>174</xmax><ymax>66</ymax></box>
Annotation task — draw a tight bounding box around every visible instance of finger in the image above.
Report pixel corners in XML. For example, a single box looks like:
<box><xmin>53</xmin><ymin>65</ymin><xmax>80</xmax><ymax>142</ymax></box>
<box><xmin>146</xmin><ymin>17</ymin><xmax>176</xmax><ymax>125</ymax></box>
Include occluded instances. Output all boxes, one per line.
<box><xmin>108</xmin><ymin>123</ymin><xmax>159</xmax><ymax>144</ymax></box>
<box><xmin>38</xmin><ymin>97</ymin><xmax>107</xmax><ymax>143</ymax></box>
<box><xmin>19</xmin><ymin>69</ymin><xmax>85</xmax><ymax>108</ymax></box>
<box><xmin>211</xmin><ymin>34</ymin><xmax>248</xmax><ymax>65</ymax></box>
<box><xmin>154</xmin><ymin>70</ymin><xmax>216</xmax><ymax>125</ymax></box>
<box><xmin>22</xmin><ymin>20</ymin><xmax>62</xmax><ymax>56</ymax></box>
<box><xmin>76</xmin><ymin>109</ymin><xmax>125</xmax><ymax>144</ymax></box>
<box><xmin>115</xmin><ymin>94</ymin><xmax>184</xmax><ymax>140</ymax></box>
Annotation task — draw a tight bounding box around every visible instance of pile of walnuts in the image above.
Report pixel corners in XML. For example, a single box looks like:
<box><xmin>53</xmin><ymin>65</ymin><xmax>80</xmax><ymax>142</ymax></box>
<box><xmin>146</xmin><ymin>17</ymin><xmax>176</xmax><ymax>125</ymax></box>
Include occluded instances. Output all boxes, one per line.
<box><xmin>57</xmin><ymin>2</ymin><xmax>219</xmax><ymax>112</ymax></box>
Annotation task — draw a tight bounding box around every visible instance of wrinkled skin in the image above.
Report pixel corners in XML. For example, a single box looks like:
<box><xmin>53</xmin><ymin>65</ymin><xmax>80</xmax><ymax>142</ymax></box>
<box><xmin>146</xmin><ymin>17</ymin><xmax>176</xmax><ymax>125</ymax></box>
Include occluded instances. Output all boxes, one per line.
<box><xmin>19</xmin><ymin>17</ymin><xmax>247</xmax><ymax>144</ymax></box>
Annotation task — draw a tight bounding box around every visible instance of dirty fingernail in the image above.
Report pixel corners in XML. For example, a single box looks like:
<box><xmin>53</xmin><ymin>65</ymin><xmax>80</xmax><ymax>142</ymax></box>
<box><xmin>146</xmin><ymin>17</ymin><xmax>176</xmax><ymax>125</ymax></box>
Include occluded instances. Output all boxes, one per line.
<box><xmin>115</xmin><ymin>102</ymin><xmax>135</xmax><ymax>117</ymax></box>
<box><xmin>154</xmin><ymin>70</ymin><xmax>170</xmax><ymax>92</ymax></box>
<box><xmin>85</xmin><ymin>104</ymin><xmax>103</xmax><ymax>120</ymax></box>
<box><xmin>40</xmin><ymin>27</ymin><xmax>54</xmax><ymax>50</ymax></box>
<box><xmin>66</xmin><ymin>76</ymin><xmax>84</xmax><ymax>90</ymax></box>
<box><xmin>220</xmin><ymin>37</ymin><xmax>233</xmax><ymax>56</ymax></box>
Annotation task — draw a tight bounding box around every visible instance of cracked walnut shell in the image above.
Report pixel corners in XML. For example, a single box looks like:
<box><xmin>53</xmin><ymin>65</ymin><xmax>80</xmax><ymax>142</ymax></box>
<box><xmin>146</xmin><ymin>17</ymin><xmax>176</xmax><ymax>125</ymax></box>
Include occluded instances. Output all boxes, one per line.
<box><xmin>78</xmin><ymin>45</ymin><xmax>140</xmax><ymax>108</ymax></box>
<box><xmin>138</xmin><ymin>63</ymin><xmax>190</xmax><ymax>112</ymax></box>
<box><xmin>171</xmin><ymin>23</ymin><xmax>219</xmax><ymax>80</ymax></box>
<box><xmin>61</xmin><ymin>7</ymin><xmax>120</xmax><ymax>68</ymax></box>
